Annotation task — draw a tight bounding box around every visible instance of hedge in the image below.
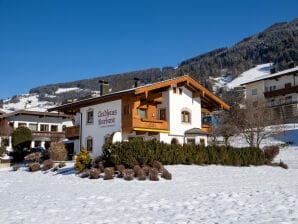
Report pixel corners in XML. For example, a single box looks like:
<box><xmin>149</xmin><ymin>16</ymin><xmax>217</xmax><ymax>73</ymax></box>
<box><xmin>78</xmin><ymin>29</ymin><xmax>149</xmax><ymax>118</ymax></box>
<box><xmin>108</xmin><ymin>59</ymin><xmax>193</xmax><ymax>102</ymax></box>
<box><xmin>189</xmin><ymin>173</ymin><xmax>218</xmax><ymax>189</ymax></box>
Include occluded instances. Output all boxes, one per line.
<box><xmin>102</xmin><ymin>140</ymin><xmax>265</xmax><ymax>167</ymax></box>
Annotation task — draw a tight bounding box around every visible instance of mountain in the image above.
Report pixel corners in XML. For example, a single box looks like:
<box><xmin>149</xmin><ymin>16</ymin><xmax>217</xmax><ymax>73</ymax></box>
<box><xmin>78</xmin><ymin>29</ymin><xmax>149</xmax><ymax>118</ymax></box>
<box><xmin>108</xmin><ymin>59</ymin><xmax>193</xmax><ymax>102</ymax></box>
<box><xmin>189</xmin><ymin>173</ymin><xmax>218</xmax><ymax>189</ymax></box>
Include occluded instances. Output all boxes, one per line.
<box><xmin>1</xmin><ymin>18</ymin><xmax>298</xmax><ymax>110</ymax></box>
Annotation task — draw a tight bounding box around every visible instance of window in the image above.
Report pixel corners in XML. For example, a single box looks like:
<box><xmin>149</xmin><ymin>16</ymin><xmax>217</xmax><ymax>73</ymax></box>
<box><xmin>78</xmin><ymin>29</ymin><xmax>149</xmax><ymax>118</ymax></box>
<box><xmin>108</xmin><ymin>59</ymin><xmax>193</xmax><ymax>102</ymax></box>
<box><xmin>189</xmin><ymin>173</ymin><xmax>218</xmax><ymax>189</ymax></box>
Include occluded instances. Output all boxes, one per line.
<box><xmin>87</xmin><ymin>110</ymin><xmax>94</xmax><ymax>124</ymax></box>
<box><xmin>251</xmin><ymin>88</ymin><xmax>258</xmax><ymax>96</ymax></box>
<box><xmin>86</xmin><ymin>137</ymin><xmax>93</xmax><ymax>152</ymax></box>
<box><xmin>138</xmin><ymin>109</ymin><xmax>147</xmax><ymax>119</ymax></box>
<box><xmin>18</xmin><ymin>122</ymin><xmax>27</xmax><ymax>127</ymax></box>
<box><xmin>40</xmin><ymin>124</ymin><xmax>49</xmax><ymax>132</ymax></box>
<box><xmin>179</xmin><ymin>88</ymin><xmax>182</xmax><ymax>95</ymax></box>
<box><xmin>51</xmin><ymin>125</ymin><xmax>58</xmax><ymax>132</ymax></box>
<box><xmin>28</xmin><ymin>123</ymin><xmax>37</xmax><ymax>131</ymax></box>
<box><xmin>271</xmin><ymin>99</ymin><xmax>275</xmax><ymax>106</ymax></box>
<box><xmin>285</xmin><ymin>83</ymin><xmax>292</xmax><ymax>88</ymax></box>
<box><xmin>181</xmin><ymin>111</ymin><xmax>191</xmax><ymax>123</ymax></box>
<box><xmin>159</xmin><ymin>109</ymin><xmax>166</xmax><ymax>121</ymax></box>
<box><xmin>187</xmin><ymin>138</ymin><xmax>195</xmax><ymax>145</ymax></box>
<box><xmin>285</xmin><ymin>96</ymin><xmax>292</xmax><ymax>104</ymax></box>
<box><xmin>173</xmin><ymin>87</ymin><xmax>177</xmax><ymax>94</ymax></box>
<box><xmin>269</xmin><ymin>86</ymin><xmax>276</xmax><ymax>91</ymax></box>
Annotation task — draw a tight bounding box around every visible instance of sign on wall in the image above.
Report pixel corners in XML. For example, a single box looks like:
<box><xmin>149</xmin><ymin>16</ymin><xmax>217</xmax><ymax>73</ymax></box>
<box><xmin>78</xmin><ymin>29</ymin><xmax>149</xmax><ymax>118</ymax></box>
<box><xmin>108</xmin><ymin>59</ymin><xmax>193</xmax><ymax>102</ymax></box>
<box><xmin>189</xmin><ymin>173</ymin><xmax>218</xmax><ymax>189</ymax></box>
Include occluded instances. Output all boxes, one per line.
<box><xmin>98</xmin><ymin>109</ymin><xmax>118</xmax><ymax>128</ymax></box>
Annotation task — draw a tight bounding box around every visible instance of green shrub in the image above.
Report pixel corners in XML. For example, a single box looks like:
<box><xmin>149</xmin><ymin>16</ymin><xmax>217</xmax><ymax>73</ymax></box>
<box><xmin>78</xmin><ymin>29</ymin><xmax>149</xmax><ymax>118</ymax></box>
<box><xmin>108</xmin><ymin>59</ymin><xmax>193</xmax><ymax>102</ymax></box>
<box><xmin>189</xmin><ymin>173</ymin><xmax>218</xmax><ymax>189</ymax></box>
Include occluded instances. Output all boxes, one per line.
<box><xmin>74</xmin><ymin>148</ymin><xmax>91</xmax><ymax>171</ymax></box>
<box><xmin>102</xmin><ymin>140</ymin><xmax>265</xmax><ymax>167</ymax></box>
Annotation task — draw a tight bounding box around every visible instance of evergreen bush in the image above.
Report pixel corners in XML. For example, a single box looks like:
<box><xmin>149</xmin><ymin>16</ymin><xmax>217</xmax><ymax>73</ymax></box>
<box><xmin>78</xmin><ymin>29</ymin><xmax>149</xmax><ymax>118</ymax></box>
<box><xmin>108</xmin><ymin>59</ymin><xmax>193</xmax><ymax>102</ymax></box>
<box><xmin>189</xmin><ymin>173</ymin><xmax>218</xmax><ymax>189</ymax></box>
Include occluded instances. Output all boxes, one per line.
<box><xmin>74</xmin><ymin>148</ymin><xmax>91</xmax><ymax>171</ymax></box>
<box><xmin>102</xmin><ymin>139</ymin><xmax>265</xmax><ymax>167</ymax></box>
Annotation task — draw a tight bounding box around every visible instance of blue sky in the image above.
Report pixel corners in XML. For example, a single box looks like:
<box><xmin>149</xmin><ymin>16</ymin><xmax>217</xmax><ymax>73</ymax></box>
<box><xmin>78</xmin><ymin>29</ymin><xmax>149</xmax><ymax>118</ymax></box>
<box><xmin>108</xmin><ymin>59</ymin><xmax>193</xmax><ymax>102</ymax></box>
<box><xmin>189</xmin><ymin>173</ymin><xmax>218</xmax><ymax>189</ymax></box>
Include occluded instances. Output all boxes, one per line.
<box><xmin>0</xmin><ymin>0</ymin><xmax>297</xmax><ymax>99</ymax></box>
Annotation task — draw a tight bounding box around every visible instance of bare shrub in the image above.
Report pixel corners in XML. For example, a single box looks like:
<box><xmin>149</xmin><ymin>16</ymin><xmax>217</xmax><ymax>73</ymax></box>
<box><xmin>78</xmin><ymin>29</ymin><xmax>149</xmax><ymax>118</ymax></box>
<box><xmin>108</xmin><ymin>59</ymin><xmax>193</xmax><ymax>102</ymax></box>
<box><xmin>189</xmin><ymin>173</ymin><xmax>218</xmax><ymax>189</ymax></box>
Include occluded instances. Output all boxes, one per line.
<box><xmin>89</xmin><ymin>168</ymin><xmax>100</xmax><ymax>179</ymax></box>
<box><xmin>25</xmin><ymin>152</ymin><xmax>42</xmax><ymax>163</ymax></box>
<box><xmin>161</xmin><ymin>168</ymin><xmax>172</xmax><ymax>180</ymax></box>
<box><xmin>142</xmin><ymin>165</ymin><xmax>150</xmax><ymax>176</ymax></box>
<box><xmin>42</xmin><ymin>159</ymin><xmax>54</xmax><ymax>171</ymax></box>
<box><xmin>149</xmin><ymin>168</ymin><xmax>159</xmax><ymax>181</ymax></box>
<box><xmin>48</xmin><ymin>142</ymin><xmax>67</xmax><ymax>161</ymax></box>
<box><xmin>80</xmin><ymin>169</ymin><xmax>90</xmax><ymax>178</ymax></box>
<box><xmin>29</xmin><ymin>162</ymin><xmax>40</xmax><ymax>172</ymax></box>
<box><xmin>133</xmin><ymin>165</ymin><xmax>141</xmax><ymax>177</ymax></box>
<box><xmin>123</xmin><ymin>169</ymin><xmax>134</xmax><ymax>181</ymax></box>
<box><xmin>137</xmin><ymin>168</ymin><xmax>146</xmax><ymax>181</ymax></box>
<box><xmin>263</xmin><ymin>145</ymin><xmax>279</xmax><ymax>162</ymax></box>
<box><xmin>116</xmin><ymin>164</ymin><xmax>125</xmax><ymax>178</ymax></box>
<box><xmin>152</xmin><ymin>161</ymin><xmax>164</xmax><ymax>172</ymax></box>
<box><xmin>12</xmin><ymin>165</ymin><xmax>20</xmax><ymax>171</ymax></box>
<box><xmin>104</xmin><ymin>167</ymin><xmax>114</xmax><ymax>180</ymax></box>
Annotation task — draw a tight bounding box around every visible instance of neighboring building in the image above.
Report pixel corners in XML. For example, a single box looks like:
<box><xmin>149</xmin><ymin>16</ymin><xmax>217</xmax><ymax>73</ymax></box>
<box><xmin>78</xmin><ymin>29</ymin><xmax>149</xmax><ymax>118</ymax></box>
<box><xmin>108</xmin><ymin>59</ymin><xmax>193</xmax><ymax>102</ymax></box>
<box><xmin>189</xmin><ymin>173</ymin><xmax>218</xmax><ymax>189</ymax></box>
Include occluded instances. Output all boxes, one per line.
<box><xmin>241</xmin><ymin>65</ymin><xmax>298</xmax><ymax>123</ymax></box>
<box><xmin>49</xmin><ymin>75</ymin><xmax>230</xmax><ymax>158</ymax></box>
<box><xmin>0</xmin><ymin>110</ymin><xmax>73</xmax><ymax>152</ymax></box>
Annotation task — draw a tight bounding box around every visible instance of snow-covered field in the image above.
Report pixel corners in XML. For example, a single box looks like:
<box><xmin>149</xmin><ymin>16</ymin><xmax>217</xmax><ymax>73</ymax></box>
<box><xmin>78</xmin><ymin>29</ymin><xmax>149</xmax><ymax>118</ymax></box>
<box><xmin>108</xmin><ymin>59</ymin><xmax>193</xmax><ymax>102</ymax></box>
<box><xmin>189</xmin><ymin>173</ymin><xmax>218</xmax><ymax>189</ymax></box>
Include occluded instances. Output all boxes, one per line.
<box><xmin>1</xmin><ymin>125</ymin><xmax>298</xmax><ymax>223</ymax></box>
<box><xmin>0</xmin><ymin>148</ymin><xmax>297</xmax><ymax>224</ymax></box>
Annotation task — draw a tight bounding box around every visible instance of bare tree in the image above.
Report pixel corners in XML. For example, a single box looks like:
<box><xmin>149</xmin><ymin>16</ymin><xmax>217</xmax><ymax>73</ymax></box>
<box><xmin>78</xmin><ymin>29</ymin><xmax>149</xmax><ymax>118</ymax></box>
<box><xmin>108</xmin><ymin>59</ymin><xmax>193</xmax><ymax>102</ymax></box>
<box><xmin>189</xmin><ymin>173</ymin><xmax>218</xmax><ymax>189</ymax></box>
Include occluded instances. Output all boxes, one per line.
<box><xmin>235</xmin><ymin>99</ymin><xmax>274</xmax><ymax>148</ymax></box>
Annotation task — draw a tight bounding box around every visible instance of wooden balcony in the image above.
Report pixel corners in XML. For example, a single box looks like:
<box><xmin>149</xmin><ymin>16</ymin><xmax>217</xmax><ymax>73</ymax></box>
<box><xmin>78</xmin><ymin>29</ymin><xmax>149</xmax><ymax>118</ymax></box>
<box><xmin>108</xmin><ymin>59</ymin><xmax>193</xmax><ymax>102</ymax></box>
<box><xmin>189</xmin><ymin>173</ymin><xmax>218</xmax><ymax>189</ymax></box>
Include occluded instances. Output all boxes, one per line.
<box><xmin>264</xmin><ymin>86</ymin><xmax>298</xmax><ymax>98</ymax></box>
<box><xmin>132</xmin><ymin>117</ymin><xmax>168</xmax><ymax>133</ymax></box>
<box><xmin>65</xmin><ymin>125</ymin><xmax>80</xmax><ymax>139</ymax></box>
<box><xmin>32</xmin><ymin>131</ymin><xmax>65</xmax><ymax>139</ymax></box>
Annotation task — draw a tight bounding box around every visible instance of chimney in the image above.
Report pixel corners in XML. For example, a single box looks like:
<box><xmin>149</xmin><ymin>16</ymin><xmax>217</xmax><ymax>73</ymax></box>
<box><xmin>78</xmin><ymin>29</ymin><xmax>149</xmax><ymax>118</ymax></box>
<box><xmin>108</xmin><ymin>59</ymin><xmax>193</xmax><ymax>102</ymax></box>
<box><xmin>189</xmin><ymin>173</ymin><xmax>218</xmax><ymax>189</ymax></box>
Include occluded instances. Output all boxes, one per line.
<box><xmin>134</xmin><ymin>77</ymin><xmax>140</xmax><ymax>88</ymax></box>
<box><xmin>288</xmin><ymin>61</ymin><xmax>295</xmax><ymax>69</ymax></box>
<box><xmin>270</xmin><ymin>67</ymin><xmax>276</xmax><ymax>74</ymax></box>
<box><xmin>99</xmin><ymin>80</ymin><xmax>109</xmax><ymax>96</ymax></box>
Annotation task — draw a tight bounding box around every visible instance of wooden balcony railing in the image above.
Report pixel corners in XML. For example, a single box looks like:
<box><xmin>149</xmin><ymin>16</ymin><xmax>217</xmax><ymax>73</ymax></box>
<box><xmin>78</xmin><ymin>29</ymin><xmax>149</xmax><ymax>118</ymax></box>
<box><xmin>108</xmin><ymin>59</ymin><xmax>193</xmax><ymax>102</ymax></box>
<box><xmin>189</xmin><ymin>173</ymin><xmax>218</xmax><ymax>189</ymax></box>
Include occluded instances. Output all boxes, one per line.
<box><xmin>264</xmin><ymin>86</ymin><xmax>298</xmax><ymax>98</ymax></box>
<box><xmin>65</xmin><ymin>125</ymin><xmax>80</xmax><ymax>139</ymax></box>
<box><xmin>31</xmin><ymin>131</ymin><xmax>65</xmax><ymax>139</ymax></box>
<box><xmin>132</xmin><ymin>117</ymin><xmax>168</xmax><ymax>132</ymax></box>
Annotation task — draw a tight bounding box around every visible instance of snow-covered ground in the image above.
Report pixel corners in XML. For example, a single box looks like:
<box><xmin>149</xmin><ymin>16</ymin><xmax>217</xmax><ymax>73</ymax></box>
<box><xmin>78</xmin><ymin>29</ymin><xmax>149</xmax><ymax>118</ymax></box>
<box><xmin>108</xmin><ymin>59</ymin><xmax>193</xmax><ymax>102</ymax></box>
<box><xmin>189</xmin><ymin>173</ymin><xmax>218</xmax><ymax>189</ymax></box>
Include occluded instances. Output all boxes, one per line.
<box><xmin>0</xmin><ymin>125</ymin><xmax>297</xmax><ymax>224</ymax></box>
<box><xmin>0</xmin><ymin>160</ymin><xmax>297</xmax><ymax>224</ymax></box>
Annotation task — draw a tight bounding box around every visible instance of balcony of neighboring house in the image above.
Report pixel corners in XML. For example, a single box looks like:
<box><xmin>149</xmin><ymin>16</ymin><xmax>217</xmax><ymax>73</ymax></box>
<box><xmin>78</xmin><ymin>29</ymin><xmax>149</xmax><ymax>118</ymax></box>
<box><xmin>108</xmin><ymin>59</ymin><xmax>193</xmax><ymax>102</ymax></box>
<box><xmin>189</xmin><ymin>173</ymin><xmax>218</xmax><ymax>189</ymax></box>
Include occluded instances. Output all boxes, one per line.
<box><xmin>31</xmin><ymin>131</ymin><xmax>66</xmax><ymax>139</ymax></box>
<box><xmin>65</xmin><ymin>125</ymin><xmax>80</xmax><ymax>139</ymax></box>
<box><xmin>264</xmin><ymin>84</ymin><xmax>298</xmax><ymax>98</ymax></box>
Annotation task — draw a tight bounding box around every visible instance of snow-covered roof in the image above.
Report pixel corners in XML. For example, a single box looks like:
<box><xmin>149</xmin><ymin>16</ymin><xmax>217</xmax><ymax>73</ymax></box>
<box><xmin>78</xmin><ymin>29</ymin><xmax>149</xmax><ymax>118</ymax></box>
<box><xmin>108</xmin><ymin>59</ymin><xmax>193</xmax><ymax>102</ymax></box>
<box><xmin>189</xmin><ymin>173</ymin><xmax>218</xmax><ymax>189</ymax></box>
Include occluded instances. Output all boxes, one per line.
<box><xmin>241</xmin><ymin>66</ymin><xmax>298</xmax><ymax>86</ymax></box>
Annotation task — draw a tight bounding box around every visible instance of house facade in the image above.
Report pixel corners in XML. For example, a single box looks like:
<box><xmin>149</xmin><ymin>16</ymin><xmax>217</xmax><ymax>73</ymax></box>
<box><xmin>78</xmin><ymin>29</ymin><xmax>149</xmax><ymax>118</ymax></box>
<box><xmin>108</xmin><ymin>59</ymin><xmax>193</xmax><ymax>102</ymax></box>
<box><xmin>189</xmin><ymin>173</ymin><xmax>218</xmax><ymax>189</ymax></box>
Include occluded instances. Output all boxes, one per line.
<box><xmin>49</xmin><ymin>75</ymin><xmax>229</xmax><ymax>158</ymax></box>
<box><xmin>0</xmin><ymin>110</ymin><xmax>73</xmax><ymax>152</ymax></box>
<box><xmin>242</xmin><ymin>65</ymin><xmax>298</xmax><ymax>123</ymax></box>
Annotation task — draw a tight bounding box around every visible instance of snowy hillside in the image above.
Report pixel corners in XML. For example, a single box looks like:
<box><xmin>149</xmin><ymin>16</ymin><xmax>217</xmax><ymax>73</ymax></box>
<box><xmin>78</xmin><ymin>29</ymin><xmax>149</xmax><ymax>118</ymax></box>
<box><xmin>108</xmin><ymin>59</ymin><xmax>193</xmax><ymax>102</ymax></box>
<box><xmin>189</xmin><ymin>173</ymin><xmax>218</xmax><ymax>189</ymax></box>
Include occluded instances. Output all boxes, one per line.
<box><xmin>212</xmin><ymin>63</ymin><xmax>272</xmax><ymax>90</ymax></box>
<box><xmin>1</xmin><ymin>94</ymin><xmax>56</xmax><ymax>112</ymax></box>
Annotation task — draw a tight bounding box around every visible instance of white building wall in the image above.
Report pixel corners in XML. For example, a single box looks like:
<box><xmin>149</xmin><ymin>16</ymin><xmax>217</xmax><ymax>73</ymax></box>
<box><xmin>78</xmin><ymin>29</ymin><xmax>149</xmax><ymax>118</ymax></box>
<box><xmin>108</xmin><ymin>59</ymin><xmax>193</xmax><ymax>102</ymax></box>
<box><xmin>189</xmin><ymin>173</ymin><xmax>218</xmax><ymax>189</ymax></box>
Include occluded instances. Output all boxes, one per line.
<box><xmin>80</xmin><ymin>100</ymin><xmax>121</xmax><ymax>157</ymax></box>
<box><xmin>246</xmin><ymin>81</ymin><xmax>265</xmax><ymax>101</ymax></box>
<box><xmin>264</xmin><ymin>75</ymin><xmax>295</xmax><ymax>91</ymax></box>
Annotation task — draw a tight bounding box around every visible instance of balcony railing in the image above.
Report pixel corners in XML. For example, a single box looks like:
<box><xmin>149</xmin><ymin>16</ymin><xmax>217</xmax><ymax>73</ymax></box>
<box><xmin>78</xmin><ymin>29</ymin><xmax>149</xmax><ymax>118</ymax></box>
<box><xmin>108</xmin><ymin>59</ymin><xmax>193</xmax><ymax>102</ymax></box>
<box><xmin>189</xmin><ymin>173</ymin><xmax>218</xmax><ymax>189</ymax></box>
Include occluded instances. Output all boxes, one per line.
<box><xmin>132</xmin><ymin>117</ymin><xmax>168</xmax><ymax>132</ymax></box>
<box><xmin>31</xmin><ymin>131</ymin><xmax>65</xmax><ymax>139</ymax></box>
<box><xmin>65</xmin><ymin>125</ymin><xmax>80</xmax><ymax>139</ymax></box>
<box><xmin>264</xmin><ymin>86</ymin><xmax>298</xmax><ymax>98</ymax></box>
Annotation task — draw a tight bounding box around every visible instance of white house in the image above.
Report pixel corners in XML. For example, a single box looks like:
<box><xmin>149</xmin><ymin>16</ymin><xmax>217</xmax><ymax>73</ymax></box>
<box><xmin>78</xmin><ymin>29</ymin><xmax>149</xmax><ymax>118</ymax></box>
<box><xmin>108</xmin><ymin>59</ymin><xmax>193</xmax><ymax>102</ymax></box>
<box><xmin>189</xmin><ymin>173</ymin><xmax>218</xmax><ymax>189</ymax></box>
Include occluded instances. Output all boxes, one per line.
<box><xmin>49</xmin><ymin>75</ymin><xmax>230</xmax><ymax>158</ymax></box>
<box><xmin>241</xmin><ymin>65</ymin><xmax>298</xmax><ymax>122</ymax></box>
<box><xmin>0</xmin><ymin>110</ymin><xmax>73</xmax><ymax>152</ymax></box>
